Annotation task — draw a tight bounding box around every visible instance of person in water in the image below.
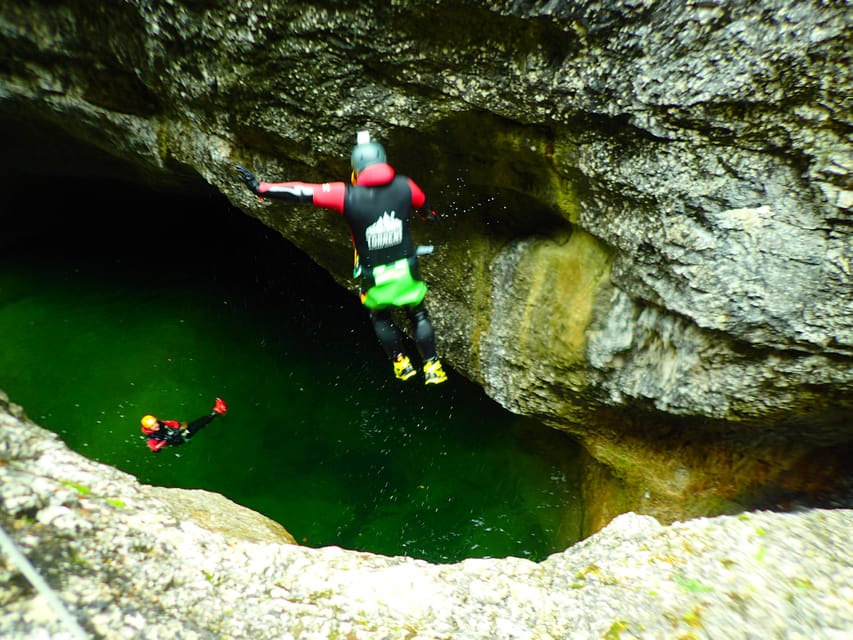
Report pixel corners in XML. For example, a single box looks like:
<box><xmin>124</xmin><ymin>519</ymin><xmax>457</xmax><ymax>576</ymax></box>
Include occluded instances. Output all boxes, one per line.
<box><xmin>141</xmin><ymin>397</ymin><xmax>228</xmax><ymax>452</ymax></box>
<box><xmin>236</xmin><ymin>130</ymin><xmax>447</xmax><ymax>385</ymax></box>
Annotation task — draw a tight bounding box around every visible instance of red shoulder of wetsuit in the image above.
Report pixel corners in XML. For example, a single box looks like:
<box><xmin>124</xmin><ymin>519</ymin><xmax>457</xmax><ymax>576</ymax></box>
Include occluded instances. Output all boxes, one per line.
<box><xmin>160</xmin><ymin>419</ymin><xmax>181</xmax><ymax>429</ymax></box>
<box><xmin>406</xmin><ymin>177</ymin><xmax>427</xmax><ymax>209</ymax></box>
<box><xmin>352</xmin><ymin>164</ymin><xmax>434</xmax><ymax>218</ymax></box>
<box><xmin>354</xmin><ymin>163</ymin><xmax>396</xmax><ymax>187</ymax></box>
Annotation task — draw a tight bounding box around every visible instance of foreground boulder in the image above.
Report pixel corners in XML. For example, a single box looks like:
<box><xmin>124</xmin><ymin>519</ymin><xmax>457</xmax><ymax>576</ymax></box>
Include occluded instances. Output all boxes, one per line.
<box><xmin>1</xmin><ymin>391</ymin><xmax>851</xmax><ymax>639</ymax></box>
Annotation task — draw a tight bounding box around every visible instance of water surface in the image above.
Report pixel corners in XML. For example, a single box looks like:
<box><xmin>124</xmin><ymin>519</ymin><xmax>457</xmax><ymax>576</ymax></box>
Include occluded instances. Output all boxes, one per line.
<box><xmin>0</xmin><ymin>177</ymin><xmax>583</xmax><ymax>563</ymax></box>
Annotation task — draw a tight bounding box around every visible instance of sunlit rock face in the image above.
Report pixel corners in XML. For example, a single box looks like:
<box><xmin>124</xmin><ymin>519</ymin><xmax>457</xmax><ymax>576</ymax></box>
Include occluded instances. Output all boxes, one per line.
<box><xmin>0</xmin><ymin>0</ymin><xmax>850</xmax><ymax>523</ymax></box>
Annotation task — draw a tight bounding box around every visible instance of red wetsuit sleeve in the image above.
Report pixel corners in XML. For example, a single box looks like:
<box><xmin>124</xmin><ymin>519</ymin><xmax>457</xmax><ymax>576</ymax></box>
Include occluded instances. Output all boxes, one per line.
<box><xmin>310</xmin><ymin>182</ymin><xmax>347</xmax><ymax>214</ymax></box>
<box><xmin>407</xmin><ymin>178</ymin><xmax>438</xmax><ymax>222</ymax></box>
<box><xmin>407</xmin><ymin>178</ymin><xmax>426</xmax><ymax>208</ymax></box>
<box><xmin>161</xmin><ymin>419</ymin><xmax>181</xmax><ymax>429</ymax></box>
<box><xmin>147</xmin><ymin>439</ymin><xmax>167</xmax><ymax>452</ymax></box>
<box><xmin>258</xmin><ymin>180</ymin><xmax>346</xmax><ymax>213</ymax></box>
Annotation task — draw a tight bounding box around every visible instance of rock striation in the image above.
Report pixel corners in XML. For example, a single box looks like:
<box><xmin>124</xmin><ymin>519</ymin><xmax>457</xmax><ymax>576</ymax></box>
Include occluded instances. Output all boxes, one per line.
<box><xmin>2</xmin><ymin>391</ymin><xmax>851</xmax><ymax>640</ymax></box>
<box><xmin>0</xmin><ymin>0</ymin><xmax>851</xmax><ymax>522</ymax></box>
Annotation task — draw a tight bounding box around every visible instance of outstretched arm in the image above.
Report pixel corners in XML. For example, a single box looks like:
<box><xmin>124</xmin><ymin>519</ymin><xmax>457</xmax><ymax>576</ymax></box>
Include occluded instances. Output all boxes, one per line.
<box><xmin>236</xmin><ymin>164</ymin><xmax>313</xmax><ymax>204</ymax></box>
<box><xmin>236</xmin><ymin>164</ymin><xmax>346</xmax><ymax>211</ymax></box>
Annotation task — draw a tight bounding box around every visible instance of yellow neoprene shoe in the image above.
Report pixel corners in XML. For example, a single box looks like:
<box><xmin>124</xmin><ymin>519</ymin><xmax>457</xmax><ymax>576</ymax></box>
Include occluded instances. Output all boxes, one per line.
<box><xmin>393</xmin><ymin>355</ymin><xmax>417</xmax><ymax>381</ymax></box>
<box><xmin>423</xmin><ymin>358</ymin><xmax>447</xmax><ymax>385</ymax></box>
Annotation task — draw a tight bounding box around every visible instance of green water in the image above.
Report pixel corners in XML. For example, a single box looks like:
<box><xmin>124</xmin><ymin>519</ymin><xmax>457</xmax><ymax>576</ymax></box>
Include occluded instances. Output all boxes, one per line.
<box><xmin>0</xmin><ymin>177</ymin><xmax>583</xmax><ymax>563</ymax></box>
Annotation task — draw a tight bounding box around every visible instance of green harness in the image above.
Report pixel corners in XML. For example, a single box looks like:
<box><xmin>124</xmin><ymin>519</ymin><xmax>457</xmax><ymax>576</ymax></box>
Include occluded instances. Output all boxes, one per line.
<box><xmin>361</xmin><ymin>258</ymin><xmax>427</xmax><ymax>310</ymax></box>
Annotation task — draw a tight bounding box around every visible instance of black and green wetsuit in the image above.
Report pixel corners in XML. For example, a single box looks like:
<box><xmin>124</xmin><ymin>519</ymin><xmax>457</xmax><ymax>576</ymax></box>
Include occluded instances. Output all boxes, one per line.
<box><xmin>255</xmin><ymin>162</ymin><xmax>440</xmax><ymax>362</ymax></box>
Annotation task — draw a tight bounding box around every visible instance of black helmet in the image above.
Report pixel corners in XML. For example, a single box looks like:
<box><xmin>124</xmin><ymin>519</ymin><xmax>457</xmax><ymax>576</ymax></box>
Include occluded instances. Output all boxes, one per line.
<box><xmin>350</xmin><ymin>130</ymin><xmax>386</xmax><ymax>173</ymax></box>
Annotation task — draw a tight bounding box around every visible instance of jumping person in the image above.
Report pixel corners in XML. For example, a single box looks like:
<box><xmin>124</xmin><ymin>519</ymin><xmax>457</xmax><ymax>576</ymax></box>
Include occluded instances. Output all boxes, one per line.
<box><xmin>236</xmin><ymin>130</ymin><xmax>447</xmax><ymax>385</ymax></box>
<box><xmin>141</xmin><ymin>397</ymin><xmax>228</xmax><ymax>452</ymax></box>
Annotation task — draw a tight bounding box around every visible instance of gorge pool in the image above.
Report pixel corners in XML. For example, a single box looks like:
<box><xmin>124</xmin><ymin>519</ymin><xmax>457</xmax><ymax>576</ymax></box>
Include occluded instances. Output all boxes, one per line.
<box><xmin>0</xmin><ymin>176</ymin><xmax>584</xmax><ymax>564</ymax></box>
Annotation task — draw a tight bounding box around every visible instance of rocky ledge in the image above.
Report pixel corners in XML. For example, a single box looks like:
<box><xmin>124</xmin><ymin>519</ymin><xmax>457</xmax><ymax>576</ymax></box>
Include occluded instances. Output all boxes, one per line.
<box><xmin>1</xmin><ymin>390</ymin><xmax>850</xmax><ymax>640</ymax></box>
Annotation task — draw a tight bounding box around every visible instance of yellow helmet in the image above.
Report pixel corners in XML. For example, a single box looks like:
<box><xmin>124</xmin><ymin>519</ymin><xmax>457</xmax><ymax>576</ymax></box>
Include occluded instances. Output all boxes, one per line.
<box><xmin>141</xmin><ymin>415</ymin><xmax>158</xmax><ymax>429</ymax></box>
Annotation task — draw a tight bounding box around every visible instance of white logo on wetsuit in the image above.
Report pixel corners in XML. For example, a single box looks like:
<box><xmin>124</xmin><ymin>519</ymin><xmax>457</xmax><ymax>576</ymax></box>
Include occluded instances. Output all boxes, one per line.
<box><xmin>365</xmin><ymin>211</ymin><xmax>403</xmax><ymax>250</ymax></box>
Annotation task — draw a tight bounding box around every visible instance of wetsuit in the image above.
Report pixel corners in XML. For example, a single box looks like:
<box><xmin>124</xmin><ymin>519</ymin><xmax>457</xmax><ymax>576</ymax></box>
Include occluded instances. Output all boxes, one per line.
<box><xmin>141</xmin><ymin>413</ymin><xmax>219</xmax><ymax>452</ymax></box>
<box><xmin>256</xmin><ymin>163</ymin><xmax>440</xmax><ymax>361</ymax></box>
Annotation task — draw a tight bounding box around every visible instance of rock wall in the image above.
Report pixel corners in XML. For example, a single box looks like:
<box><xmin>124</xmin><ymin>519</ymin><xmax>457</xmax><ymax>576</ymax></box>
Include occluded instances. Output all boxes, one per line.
<box><xmin>2</xmin><ymin>391</ymin><xmax>851</xmax><ymax>640</ymax></box>
<box><xmin>0</xmin><ymin>0</ymin><xmax>850</xmax><ymax>522</ymax></box>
